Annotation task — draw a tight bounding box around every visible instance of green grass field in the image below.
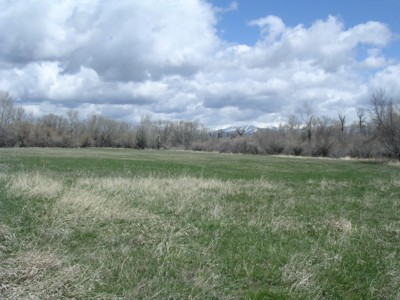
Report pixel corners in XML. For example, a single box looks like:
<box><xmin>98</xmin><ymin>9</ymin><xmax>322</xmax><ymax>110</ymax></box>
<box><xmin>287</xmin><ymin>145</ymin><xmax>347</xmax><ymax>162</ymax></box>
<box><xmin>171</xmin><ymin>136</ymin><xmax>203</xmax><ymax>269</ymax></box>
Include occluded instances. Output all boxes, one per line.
<box><xmin>0</xmin><ymin>148</ymin><xmax>399</xmax><ymax>299</ymax></box>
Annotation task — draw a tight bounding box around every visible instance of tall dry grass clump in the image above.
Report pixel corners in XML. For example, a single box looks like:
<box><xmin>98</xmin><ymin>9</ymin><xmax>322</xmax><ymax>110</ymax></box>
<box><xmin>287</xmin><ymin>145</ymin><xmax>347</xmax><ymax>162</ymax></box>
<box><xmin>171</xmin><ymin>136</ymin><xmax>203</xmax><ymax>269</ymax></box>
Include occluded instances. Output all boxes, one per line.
<box><xmin>6</xmin><ymin>172</ymin><xmax>63</xmax><ymax>199</ymax></box>
<box><xmin>0</xmin><ymin>249</ymin><xmax>99</xmax><ymax>299</ymax></box>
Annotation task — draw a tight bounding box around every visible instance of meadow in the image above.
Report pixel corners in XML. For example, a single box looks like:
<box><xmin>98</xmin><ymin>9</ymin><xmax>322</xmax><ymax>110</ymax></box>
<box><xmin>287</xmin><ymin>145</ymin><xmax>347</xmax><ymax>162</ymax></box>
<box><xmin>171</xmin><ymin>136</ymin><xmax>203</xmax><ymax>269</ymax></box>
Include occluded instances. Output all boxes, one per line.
<box><xmin>0</xmin><ymin>148</ymin><xmax>399</xmax><ymax>299</ymax></box>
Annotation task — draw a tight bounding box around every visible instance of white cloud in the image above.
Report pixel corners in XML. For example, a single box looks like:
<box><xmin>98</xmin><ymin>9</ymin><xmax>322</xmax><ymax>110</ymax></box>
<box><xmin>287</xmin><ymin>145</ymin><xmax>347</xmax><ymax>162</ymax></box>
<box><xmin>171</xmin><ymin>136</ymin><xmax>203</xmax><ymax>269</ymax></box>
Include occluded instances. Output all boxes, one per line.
<box><xmin>0</xmin><ymin>0</ymin><xmax>88</xmax><ymax>61</ymax></box>
<box><xmin>0</xmin><ymin>0</ymin><xmax>219</xmax><ymax>81</ymax></box>
<box><xmin>370</xmin><ymin>64</ymin><xmax>400</xmax><ymax>98</ymax></box>
<box><xmin>360</xmin><ymin>48</ymin><xmax>390</xmax><ymax>69</ymax></box>
<box><xmin>214</xmin><ymin>1</ymin><xmax>238</xmax><ymax>13</ymax></box>
<box><xmin>242</xmin><ymin>16</ymin><xmax>393</xmax><ymax>72</ymax></box>
<box><xmin>248</xmin><ymin>15</ymin><xmax>286</xmax><ymax>41</ymax></box>
<box><xmin>0</xmin><ymin>1</ymin><xmax>398</xmax><ymax>127</ymax></box>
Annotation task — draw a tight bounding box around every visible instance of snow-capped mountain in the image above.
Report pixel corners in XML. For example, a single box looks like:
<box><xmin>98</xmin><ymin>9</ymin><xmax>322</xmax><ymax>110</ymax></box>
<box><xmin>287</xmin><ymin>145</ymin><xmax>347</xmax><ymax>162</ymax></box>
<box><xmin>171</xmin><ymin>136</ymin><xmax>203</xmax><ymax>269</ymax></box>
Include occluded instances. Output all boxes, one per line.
<box><xmin>213</xmin><ymin>125</ymin><xmax>260</xmax><ymax>137</ymax></box>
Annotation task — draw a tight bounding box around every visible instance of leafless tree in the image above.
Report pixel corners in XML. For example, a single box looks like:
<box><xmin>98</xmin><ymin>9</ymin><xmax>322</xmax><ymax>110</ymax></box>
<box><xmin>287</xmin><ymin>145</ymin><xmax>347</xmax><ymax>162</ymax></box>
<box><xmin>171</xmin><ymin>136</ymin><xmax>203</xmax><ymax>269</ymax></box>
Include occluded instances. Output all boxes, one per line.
<box><xmin>254</xmin><ymin>128</ymin><xmax>285</xmax><ymax>155</ymax></box>
<box><xmin>0</xmin><ymin>91</ymin><xmax>16</xmax><ymax>146</ymax></box>
<box><xmin>371</xmin><ymin>89</ymin><xmax>400</xmax><ymax>160</ymax></box>
<box><xmin>287</xmin><ymin>114</ymin><xmax>299</xmax><ymax>130</ymax></box>
<box><xmin>314</xmin><ymin>117</ymin><xmax>335</xmax><ymax>157</ymax></box>
<box><xmin>356</xmin><ymin>108</ymin><xmax>367</xmax><ymax>135</ymax></box>
<box><xmin>298</xmin><ymin>103</ymin><xmax>315</xmax><ymax>143</ymax></box>
<box><xmin>135</xmin><ymin>115</ymin><xmax>160</xmax><ymax>149</ymax></box>
<box><xmin>337</xmin><ymin>110</ymin><xmax>346</xmax><ymax>134</ymax></box>
<box><xmin>336</xmin><ymin>110</ymin><xmax>347</xmax><ymax>145</ymax></box>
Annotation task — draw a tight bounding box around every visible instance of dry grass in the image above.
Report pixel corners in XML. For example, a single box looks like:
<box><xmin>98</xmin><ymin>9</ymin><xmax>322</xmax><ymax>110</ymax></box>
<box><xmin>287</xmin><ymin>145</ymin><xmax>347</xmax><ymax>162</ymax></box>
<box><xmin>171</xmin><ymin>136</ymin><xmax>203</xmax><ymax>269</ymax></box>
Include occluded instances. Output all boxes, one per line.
<box><xmin>282</xmin><ymin>254</ymin><xmax>319</xmax><ymax>293</ymax></box>
<box><xmin>267</xmin><ymin>216</ymin><xmax>354</xmax><ymax>237</ymax></box>
<box><xmin>387</xmin><ymin>160</ymin><xmax>400</xmax><ymax>168</ymax></box>
<box><xmin>282</xmin><ymin>247</ymin><xmax>344</xmax><ymax>298</ymax></box>
<box><xmin>0</xmin><ymin>221</ymin><xmax>97</xmax><ymax>298</ymax></box>
<box><xmin>0</xmin><ymin>249</ymin><xmax>99</xmax><ymax>299</ymax></box>
<box><xmin>6</xmin><ymin>172</ymin><xmax>63</xmax><ymax>200</ymax></box>
<box><xmin>319</xmin><ymin>179</ymin><xmax>351</xmax><ymax>191</ymax></box>
<box><xmin>269</xmin><ymin>216</ymin><xmax>303</xmax><ymax>233</ymax></box>
<box><xmin>49</xmin><ymin>175</ymin><xmax>283</xmax><ymax>227</ymax></box>
<box><xmin>325</xmin><ymin>217</ymin><xmax>354</xmax><ymax>234</ymax></box>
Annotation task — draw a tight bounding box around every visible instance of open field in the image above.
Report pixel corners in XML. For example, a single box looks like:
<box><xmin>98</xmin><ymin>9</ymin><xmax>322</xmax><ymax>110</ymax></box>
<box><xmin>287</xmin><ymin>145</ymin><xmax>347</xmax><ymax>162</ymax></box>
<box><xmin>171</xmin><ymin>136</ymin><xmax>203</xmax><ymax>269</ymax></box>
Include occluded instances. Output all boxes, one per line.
<box><xmin>0</xmin><ymin>148</ymin><xmax>399</xmax><ymax>299</ymax></box>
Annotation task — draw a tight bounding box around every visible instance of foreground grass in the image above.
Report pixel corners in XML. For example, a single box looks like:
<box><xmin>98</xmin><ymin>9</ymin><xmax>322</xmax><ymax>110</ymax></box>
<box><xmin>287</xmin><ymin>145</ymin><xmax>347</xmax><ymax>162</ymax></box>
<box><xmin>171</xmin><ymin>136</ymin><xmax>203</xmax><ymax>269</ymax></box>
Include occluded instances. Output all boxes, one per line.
<box><xmin>0</xmin><ymin>148</ymin><xmax>399</xmax><ymax>299</ymax></box>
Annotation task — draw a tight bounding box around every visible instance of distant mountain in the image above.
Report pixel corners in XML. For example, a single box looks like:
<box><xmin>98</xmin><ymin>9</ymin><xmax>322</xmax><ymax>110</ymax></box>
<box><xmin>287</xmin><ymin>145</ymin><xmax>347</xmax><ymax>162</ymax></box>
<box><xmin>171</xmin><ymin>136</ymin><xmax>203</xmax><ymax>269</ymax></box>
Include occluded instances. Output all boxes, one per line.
<box><xmin>213</xmin><ymin>125</ymin><xmax>260</xmax><ymax>137</ymax></box>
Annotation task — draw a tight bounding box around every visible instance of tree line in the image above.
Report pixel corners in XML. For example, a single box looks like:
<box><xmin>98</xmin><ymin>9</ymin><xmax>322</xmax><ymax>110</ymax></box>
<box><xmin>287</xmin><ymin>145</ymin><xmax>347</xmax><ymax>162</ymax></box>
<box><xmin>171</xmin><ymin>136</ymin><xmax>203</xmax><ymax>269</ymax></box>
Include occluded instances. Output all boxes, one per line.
<box><xmin>1</xmin><ymin>90</ymin><xmax>399</xmax><ymax>160</ymax></box>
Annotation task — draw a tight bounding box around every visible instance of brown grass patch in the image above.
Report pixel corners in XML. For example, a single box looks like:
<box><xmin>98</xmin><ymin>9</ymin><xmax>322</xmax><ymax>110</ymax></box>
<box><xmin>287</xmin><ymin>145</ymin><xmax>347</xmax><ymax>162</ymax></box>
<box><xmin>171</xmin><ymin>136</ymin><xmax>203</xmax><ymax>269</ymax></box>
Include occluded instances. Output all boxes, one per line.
<box><xmin>6</xmin><ymin>172</ymin><xmax>63</xmax><ymax>199</ymax></box>
<box><xmin>282</xmin><ymin>255</ymin><xmax>317</xmax><ymax>293</ymax></box>
<box><xmin>387</xmin><ymin>161</ymin><xmax>400</xmax><ymax>168</ymax></box>
<box><xmin>0</xmin><ymin>250</ymin><xmax>98</xmax><ymax>299</ymax></box>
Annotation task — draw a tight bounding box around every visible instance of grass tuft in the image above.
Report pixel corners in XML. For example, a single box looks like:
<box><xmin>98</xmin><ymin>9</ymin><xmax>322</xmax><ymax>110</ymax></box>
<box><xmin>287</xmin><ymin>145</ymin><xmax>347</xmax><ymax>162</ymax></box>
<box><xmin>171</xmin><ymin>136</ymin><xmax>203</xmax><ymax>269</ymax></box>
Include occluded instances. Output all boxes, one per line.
<box><xmin>6</xmin><ymin>172</ymin><xmax>63</xmax><ymax>200</ymax></box>
<box><xmin>0</xmin><ymin>249</ymin><xmax>99</xmax><ymax>299</ymax></box>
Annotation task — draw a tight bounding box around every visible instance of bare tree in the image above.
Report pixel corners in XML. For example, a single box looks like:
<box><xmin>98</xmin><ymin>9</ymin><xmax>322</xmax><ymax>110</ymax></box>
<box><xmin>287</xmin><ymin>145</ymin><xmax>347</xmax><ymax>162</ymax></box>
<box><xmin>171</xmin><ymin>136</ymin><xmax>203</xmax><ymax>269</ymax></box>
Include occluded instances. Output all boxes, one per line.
<box><xmin>298</xmin><ymin>103</ymin><xmax>315</xmax><ymax>144</ymax></box>
<box><xmin>0</xmin><ymin>91</ymin><xmax>16</xmax><ymax>146</ymax></box>
<box><xmin>356</xmin><ymin>108</ymin><xmax>367</xmax><ymax>135</ymax></box>
<box><xmin>12</xmin><ymin>107</ymin><xmax>32</xmax><ymax>147</ymax></box>
<box><xmin>157</xmin><ymin>120</ymin><xmax>173</xmax><ymax>149</ymax></box>
<box><xmin>254</xmin><ymin>128</ymin><xmax>284</xmax><ymax>155</ymax></box>
<box><xmin>135</xmin><ymin>115</ymin><xmax>153</xmax><ymax>149</ymax></box>
<box><xmin>337</xmin><ymin>110</ymin><xmax>346</xmax><ymax>134</ymax></box>
<box><xmin>371</xmin><ymin>90</ymin><xmax>400</xmax><ymax>160</ymax></box>
<box><xmin>284</xmin><ymin>114</ymin><xmax>303</xmax><ymax>155</ymax></box>
<box><xmin>336</xmin><ymin>110</ymin><xmax>347</xmax><ymax>146</ymax></box>
<box><xmin>313</xmin><ymin>117</ymin><xmax>335</xmax><ymax>157</ymax></box>
<box><xmin>287</xmin><ymin>114</ymin><xmax>299</xmax><ymax>130</ymax></box>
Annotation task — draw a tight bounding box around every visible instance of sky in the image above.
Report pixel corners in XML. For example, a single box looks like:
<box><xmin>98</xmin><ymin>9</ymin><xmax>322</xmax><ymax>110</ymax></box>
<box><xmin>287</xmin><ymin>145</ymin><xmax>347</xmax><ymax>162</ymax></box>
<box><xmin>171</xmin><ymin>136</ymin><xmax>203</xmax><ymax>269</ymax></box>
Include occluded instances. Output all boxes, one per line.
<box><xmin>0</xmin><ymin>0</ymin><xmax>399</xmax><ymax>128</ymax></box>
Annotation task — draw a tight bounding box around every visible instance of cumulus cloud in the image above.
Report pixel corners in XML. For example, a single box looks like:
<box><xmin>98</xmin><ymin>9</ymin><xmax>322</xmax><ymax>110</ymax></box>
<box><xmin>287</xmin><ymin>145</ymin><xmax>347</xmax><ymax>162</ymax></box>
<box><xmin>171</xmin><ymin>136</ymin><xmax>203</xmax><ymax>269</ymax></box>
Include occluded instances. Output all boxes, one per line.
<box><xmin>0</xmin><ymin>0</ymin><xmax>398</xmax><ymax>127</ymax></box>
<box><xmin>370</xmin><ymin>65</ymin><xmax>400</xmax><ymax>97</ymax></box>
<box><xmin>0</xmin><ymin>0</ymin><xmax>218</xmax><ymax>80</ymax></box>
<box><xmin>244</xmin><ymin>16</ymin><xmax>393</xmax><ymax>72</ymax></box>
<box><xmin>248</xmin><ymin>15</ymin><xmax>286</xmax><ymax>41</ymax></box>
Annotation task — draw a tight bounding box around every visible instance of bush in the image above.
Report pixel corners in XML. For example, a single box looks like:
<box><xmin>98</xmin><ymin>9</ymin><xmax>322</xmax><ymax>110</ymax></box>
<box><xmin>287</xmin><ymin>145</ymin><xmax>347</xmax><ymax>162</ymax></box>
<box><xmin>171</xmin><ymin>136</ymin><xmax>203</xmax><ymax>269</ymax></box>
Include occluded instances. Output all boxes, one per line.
<box><xmin>292</xmin><ymin>146</ymin><xmax>303</xmax><ymax>156</ymax></box>
<box><xmin>191</xmin><ymin>141</ymin><xmax>210</xmax><ymax>152</ymax></box>
<box><xmin>313</xmin><ymin>145</ymin><xmax>330</xmax><ymax>157</ymax></box>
